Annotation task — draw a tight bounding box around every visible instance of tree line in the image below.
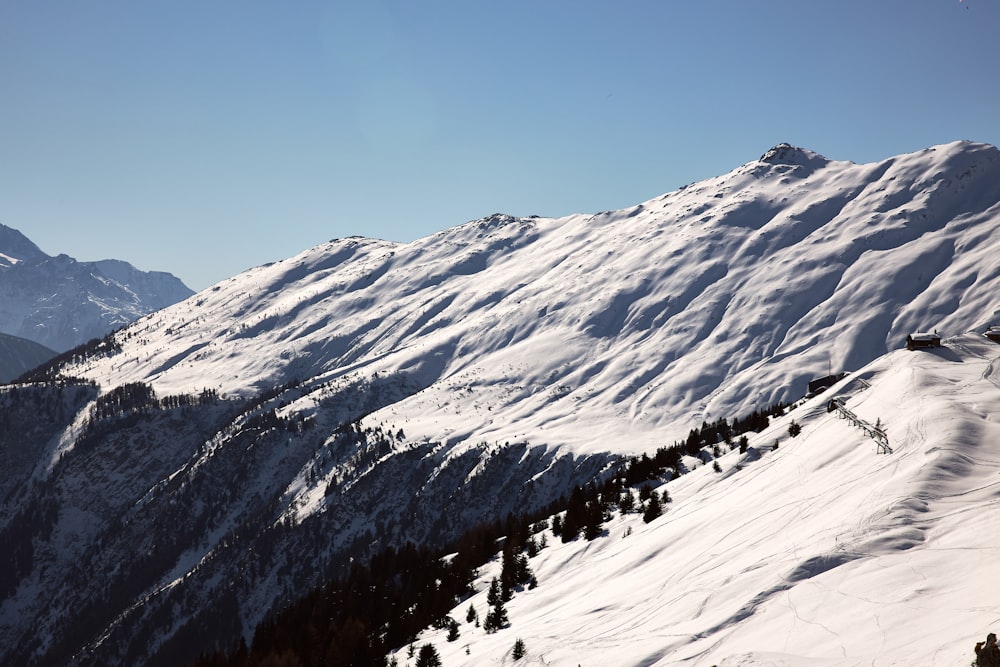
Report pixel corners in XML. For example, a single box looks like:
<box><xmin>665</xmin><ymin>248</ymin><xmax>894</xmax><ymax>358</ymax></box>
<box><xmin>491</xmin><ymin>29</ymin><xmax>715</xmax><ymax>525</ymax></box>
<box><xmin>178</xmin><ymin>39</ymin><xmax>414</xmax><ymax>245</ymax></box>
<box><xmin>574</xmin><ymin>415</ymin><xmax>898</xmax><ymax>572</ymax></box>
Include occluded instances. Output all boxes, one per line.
<box><xmin>186</xmin><ymin>397</ymin><xmax>792</xmax><ymax>666</ymax></box>
<box><xmin>189</xmin><ymin>509</ymin><xmax>553</xmax><ymax>667</ymax></box>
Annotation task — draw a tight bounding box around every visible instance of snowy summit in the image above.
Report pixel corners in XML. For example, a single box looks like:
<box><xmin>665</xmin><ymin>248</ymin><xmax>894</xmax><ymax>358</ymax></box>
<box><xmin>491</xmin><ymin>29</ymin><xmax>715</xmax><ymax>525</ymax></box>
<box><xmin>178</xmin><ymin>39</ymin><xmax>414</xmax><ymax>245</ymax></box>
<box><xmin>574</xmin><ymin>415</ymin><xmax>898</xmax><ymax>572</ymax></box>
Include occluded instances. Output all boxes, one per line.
<box><xmin>759</xmin><ymin>141</ymin><xmax>831</xmax><ymax>169</ymax></box>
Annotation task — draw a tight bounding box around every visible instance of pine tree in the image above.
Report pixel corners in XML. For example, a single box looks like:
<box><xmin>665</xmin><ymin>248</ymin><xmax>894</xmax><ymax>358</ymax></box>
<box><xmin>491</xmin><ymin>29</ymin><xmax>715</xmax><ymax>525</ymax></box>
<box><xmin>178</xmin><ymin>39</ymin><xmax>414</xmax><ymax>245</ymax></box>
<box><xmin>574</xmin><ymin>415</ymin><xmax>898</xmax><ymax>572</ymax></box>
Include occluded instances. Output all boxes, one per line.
<box><xmin>583</xmin><ymin>499</ymin><xmax>604</xmax><ymax>540</ymax></box>
<box><xmin>619</xmin><ymin>488</ymin><xmax>635</xmax><ymax>514</ymax></box>
<box><xmin>415</xmin><ymin>643</ymin><xmax>442</xmax><ymax>667</ymax></box>
<box><xmin>525</xmin><ymin>535</ymin><xmax>538</xmax><ymax>557</ymax></box>
<box><xmin>487</xmin><ymin>577</ymin><xmax>502</xmax><ymax>608</ymax></box>
<box><xmin>643</xmin><ymin>490</ymin><xmax>663</xmax><ymax>523</ymax></box>
<box><xmin>561</xmin><ymin>486</ymin><xmax>588</xmax><ymax>542</ymax></box>
<box><xmin>788</xmin><ymin>420</ymin><xmax>801</xmax><ymax>437</ymax></box>
<box><xmin>484</xmin><ymin>602</ymin><xmax>509</xmax><ymax>633</ymax></box>
<box><xmin>500</xmin><ymin>545</ymin><xmax>516</xmax><ymax>600</ymax></box>
<box><xmin>484</xmin><ymin>577</ymin><xmax>510</xmax><ymax>633</ymax></box>
<box><xmin>500</xmin><ymin>539</ymin><xmax>534</xmax><ymax>600</ymax></box>
<box><xmin>515</xmin><ymin>553</ymin><xmax>531</xmax><ymax>586</ymax></box>
<box><xmin>512</xmin><ymin>638</ymin><xmax>527</xmax><ymax>660</ymax></box>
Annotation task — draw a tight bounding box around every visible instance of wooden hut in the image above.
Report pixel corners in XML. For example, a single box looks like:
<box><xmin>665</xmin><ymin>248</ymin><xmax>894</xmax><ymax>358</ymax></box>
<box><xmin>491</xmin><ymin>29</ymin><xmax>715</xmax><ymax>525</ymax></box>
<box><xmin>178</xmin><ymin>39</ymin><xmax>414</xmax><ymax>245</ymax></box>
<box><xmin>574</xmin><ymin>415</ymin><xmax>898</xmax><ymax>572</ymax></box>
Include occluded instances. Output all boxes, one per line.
<box><xmin>906</xmin><ymin>332</ymin><xmax>941</xmax><ymax>350</ymax></box>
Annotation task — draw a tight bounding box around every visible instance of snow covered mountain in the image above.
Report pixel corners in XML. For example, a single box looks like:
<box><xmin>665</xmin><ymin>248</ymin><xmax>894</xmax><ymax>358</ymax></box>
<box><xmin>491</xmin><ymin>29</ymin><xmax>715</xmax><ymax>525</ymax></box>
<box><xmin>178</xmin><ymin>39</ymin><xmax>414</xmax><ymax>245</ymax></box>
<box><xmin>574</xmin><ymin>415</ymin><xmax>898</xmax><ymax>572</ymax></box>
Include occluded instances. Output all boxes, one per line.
<box><xmin>2</xmin><ymin>140</ymin><xmax>1000</xmax><ymax>666</ymax></box>
<box><xmin>54</xmin><ymin>140</ymin><xmax>1000</xmax><ymax>447</ymax></box>
<box><xmin>0</xmin><ymin>224</ymin><xmax>194</xmax><ymax>352</ymax></box>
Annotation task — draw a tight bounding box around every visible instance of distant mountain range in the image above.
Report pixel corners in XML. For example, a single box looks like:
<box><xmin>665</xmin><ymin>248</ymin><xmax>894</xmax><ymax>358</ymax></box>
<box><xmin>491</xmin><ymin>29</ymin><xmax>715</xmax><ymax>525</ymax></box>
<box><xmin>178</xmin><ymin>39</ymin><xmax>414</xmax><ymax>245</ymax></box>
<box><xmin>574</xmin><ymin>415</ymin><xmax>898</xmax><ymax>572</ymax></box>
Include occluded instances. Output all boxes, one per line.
<box><xmin>2</xmin><ymin>140</ymin><xmax>1000</xmax><ymax>666</ymax></box>
<box><xmin>0</xmin><ymin>223</ymin><xmax>193</xmax><ymax>353</ymax></box>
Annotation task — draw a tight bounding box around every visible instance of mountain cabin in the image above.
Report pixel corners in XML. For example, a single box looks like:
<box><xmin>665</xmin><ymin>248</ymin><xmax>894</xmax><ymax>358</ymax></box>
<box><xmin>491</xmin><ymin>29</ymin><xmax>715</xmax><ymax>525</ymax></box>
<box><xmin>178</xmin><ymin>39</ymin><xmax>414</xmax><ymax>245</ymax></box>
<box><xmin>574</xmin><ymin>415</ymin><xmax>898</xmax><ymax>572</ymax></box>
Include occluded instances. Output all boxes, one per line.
<box><xmin>985</xmin><ymin>326</ymin><xmax>1000</xmax><ymax>343</ymax></box>
<box><xmin>906</xmin><ymin>332</ymin><xmax>942</xmax><ymax>350</ymax></box>
<box><xmin>807</xmin><ymin>372</ymin><xmax>847</xmax><ymax>396</ymax></box>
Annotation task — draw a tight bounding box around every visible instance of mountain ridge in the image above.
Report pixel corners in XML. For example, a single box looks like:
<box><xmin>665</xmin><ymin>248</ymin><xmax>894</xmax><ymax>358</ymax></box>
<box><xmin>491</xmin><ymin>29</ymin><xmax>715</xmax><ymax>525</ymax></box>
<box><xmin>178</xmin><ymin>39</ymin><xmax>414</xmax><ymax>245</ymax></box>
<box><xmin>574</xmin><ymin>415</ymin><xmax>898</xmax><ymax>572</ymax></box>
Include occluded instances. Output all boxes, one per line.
<box><xmin>55</xmin><ymin>139</ymin><xmax>1000</xmax><ymax>448</ymax></box>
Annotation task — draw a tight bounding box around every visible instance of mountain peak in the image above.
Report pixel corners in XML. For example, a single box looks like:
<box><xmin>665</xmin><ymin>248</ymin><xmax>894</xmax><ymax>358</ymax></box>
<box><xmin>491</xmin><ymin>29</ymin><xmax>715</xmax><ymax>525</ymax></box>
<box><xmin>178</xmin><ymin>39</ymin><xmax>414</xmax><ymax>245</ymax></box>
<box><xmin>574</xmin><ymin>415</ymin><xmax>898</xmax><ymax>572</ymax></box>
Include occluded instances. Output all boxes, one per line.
<box><xmin>0</xmin><ymin>223</ymin><xmax>46</xmax><ymax>265</ymax></box>
<box><xmin>758</xmin><ymin>142</ymin><xmax>830</xmax><ymax>169</ymax></box>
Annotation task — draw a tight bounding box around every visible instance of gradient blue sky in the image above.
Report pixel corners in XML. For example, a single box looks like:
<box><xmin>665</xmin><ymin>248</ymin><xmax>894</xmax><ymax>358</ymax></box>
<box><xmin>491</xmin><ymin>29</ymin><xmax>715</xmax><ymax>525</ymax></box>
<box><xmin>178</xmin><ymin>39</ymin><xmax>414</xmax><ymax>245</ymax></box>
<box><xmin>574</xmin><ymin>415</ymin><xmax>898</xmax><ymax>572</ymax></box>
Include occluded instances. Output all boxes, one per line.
<box><xmin>2</xmin><ymin>1</ymin><xmax>997</xmax><ymax>291</ymax></box>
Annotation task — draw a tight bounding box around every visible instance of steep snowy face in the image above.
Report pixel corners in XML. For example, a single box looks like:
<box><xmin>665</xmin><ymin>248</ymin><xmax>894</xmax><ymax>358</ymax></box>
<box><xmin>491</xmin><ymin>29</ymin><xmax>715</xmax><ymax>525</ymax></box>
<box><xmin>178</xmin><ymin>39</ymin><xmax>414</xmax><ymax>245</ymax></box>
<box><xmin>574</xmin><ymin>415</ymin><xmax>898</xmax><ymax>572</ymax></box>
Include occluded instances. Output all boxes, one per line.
<box><xmin>0</xmin><ymin>225</ymin><xmax>194</xmax><ymax>351</ymax></box>
<box><xmin>62</xmin><ymin>141</ymin><xmax>1000</xmax><ymax>451</ymax></box>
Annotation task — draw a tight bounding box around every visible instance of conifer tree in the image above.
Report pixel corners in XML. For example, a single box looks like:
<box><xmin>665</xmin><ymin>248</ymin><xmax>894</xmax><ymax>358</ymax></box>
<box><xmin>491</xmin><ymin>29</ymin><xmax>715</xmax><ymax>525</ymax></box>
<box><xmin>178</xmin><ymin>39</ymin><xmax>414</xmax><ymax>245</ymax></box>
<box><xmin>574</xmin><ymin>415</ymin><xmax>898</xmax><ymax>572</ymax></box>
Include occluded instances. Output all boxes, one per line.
<box><xmin>583</xmin><ymin>499</ymin><xmax>605</xmax><ymax>540</ymax></box>
<box><xmin>512</xmin><ymin>638</ymin><xmax>527</xmax><ymax>660</ymax></box>
<box><xmin>560</xmin><ymin>486</ymin><xmax>588</xmax><ymax>542</ymax></box>
<box><xmin>487</xmin><ymin>577</ymin><xmax>502</xmax><ymax>608</ymax></box>
<box><xmin>484</xmin><ymin>601</ymin><xmax>509</xmax><ymax>633</ymax></box>
<box><xmin>619</xmin><ymin>489</ymin><xmax>635</xmax><ymax>514</ymax></box>
<box><xmin>484</xmin><ymin>577</ymin><xmax>509</xmax><ymax>633</ymax></box>
<box><xmin>515</xmin><ymin>552</ymin><xmax>532</xmax><ymax>589</ymax></box>
<box><xmin>415</xmin><ymin>643</ymin><xmax>442</xmax><ymax>667</ymax></box>
<box><xmin>643</xmin><ymin>490</ymin><xmax>663</xmax><ymax>523</ymax></box>
<box><xmin>500</xmin><ymin>544</ymin><xmax>517</xmax><ymax>600</ymax></box>
<box><xmin>525</xmin><ymin>535</ymin><xmax>538</xmax><ymax>557</ymax></box>
<box><xmin>498</xmin><ymin>530</ymin><xmax>535</xmax><ymax>599</ymax></box>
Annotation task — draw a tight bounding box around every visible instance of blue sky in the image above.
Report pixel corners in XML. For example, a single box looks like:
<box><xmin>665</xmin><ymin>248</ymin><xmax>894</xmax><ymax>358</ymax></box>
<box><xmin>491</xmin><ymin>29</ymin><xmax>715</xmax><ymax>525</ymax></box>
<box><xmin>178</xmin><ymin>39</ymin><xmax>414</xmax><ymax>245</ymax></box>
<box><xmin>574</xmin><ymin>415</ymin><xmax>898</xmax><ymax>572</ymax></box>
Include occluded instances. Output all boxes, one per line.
<box><xmin>2</xmin><ymin>1</ymin><xmax>997</xmax><ymax>291</ymax></box>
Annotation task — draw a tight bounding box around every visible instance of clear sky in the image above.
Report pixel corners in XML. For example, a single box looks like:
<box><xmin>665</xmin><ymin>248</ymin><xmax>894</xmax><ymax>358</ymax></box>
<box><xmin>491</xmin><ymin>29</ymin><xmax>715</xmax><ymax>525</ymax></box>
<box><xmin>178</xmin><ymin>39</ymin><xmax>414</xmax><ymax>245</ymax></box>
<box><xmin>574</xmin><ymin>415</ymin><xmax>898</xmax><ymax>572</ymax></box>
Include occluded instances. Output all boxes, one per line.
<box><xmin>2</xmin><ymin>0</ymin><xmax>997</xmax><ymax>291</ymax></box>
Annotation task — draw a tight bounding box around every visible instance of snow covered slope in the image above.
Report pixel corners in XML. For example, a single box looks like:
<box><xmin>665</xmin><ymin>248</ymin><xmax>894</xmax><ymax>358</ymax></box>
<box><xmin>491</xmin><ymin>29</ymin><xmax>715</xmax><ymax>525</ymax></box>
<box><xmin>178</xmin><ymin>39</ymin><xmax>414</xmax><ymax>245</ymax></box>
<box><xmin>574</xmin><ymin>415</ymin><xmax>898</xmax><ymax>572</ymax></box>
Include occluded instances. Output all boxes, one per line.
<box><xmin>3</xmin><ymin>140</ymin><xmax>1000</xmax><ymax>666</ymax></box>
<box><xmin>402</xmin><ymin>333</ymin><xmax>1000</xmax><ymax>666</ymax></box>
<box><xmin>64</xmin><ymin>140</ymin><xmax>1000</xmax><ymax>450</ymax></box>
<box><xmin>0</xmin><ymin>224</ymin><xmax>194</xmax><ymax>352</ymax></box>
